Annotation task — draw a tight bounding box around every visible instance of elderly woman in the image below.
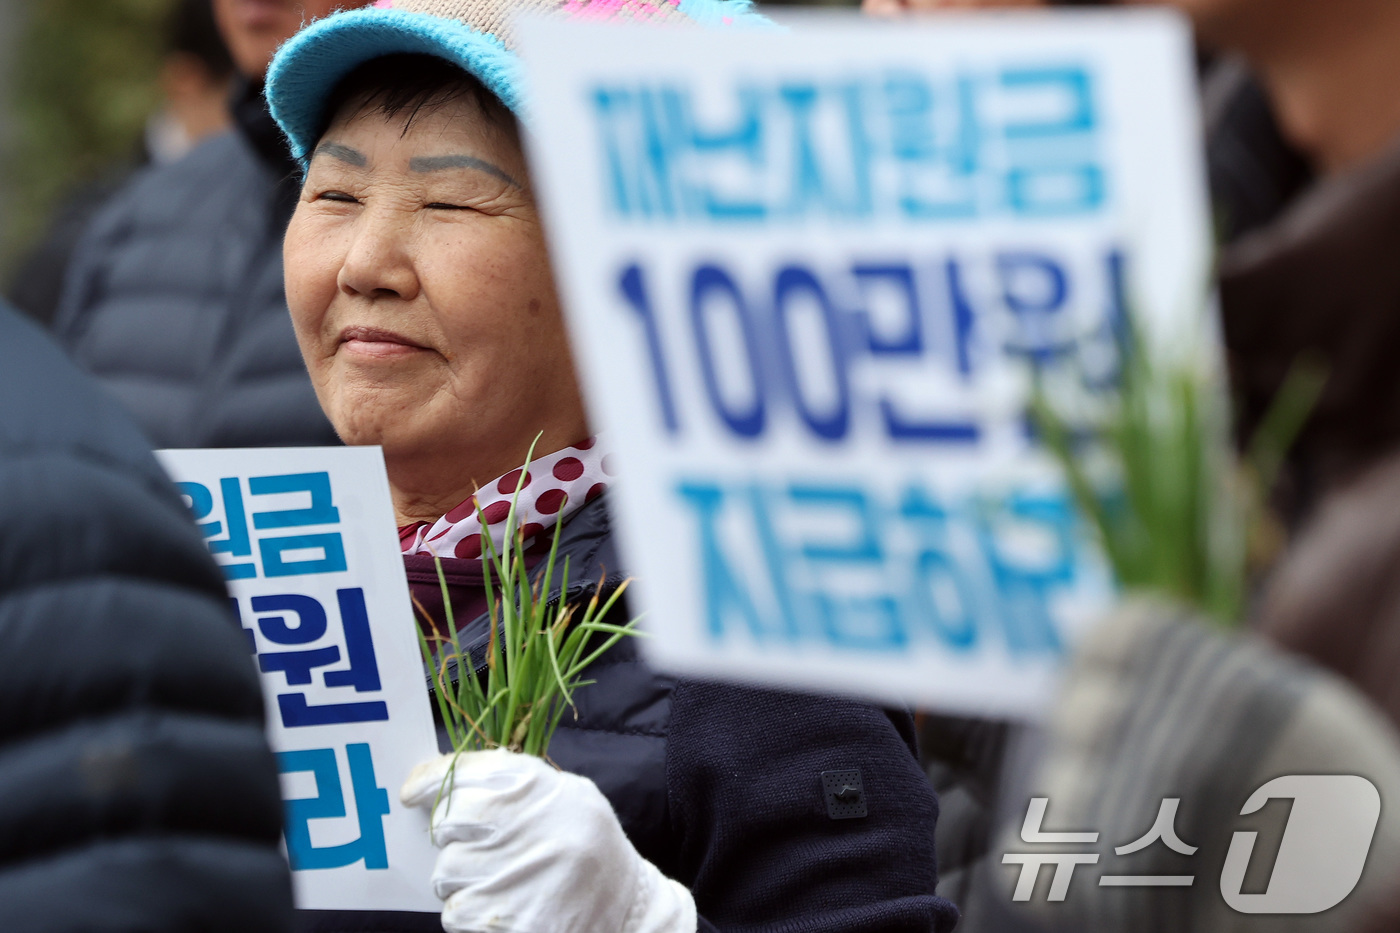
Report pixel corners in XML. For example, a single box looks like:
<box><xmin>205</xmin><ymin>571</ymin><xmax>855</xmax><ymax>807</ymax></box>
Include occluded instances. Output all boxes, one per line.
<box><xmin>266</xmin><ymin>3</ymin><xmax>957</xmax><ymax>932</ymax></box>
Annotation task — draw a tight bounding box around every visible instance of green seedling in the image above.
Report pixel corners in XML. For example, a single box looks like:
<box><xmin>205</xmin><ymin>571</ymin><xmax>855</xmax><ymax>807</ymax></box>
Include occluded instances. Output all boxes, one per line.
<box><xmin>413</xmin><ymin>436</ymin><xmax>641</xmax><ymax>759</ymax></box>
<box><xmin>1032</xmin><ymin>319</ymin><xmax>1322</xmax><ymax>627</ymax></box>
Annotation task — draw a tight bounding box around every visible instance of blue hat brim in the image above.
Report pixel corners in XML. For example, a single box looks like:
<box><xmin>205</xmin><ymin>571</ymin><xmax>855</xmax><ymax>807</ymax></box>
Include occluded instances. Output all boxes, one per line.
<box><xmin>265</xmin><ymin>7</ymin><xmax>521</xmax><ymax>164</ymax></box>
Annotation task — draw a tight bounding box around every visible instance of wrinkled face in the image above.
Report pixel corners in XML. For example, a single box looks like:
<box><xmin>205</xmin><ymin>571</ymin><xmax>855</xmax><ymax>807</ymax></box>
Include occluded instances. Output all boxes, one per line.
<box><xmin>213</xmin><ymin>0</ymin><xmax>366</xmax><ymax>78</ymax></box>
<box><xmin>283</xmin><ymin>92</ymin><xmax>587</xmax><ymax>492</ymax></box>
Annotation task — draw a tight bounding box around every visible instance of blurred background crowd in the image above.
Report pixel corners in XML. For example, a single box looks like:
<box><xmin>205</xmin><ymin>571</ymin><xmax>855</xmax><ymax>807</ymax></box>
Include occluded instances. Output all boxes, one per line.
<box><xmin>5</xmin><ymin>1</ymin><xmax>1400</xmax><ymax>931</ymax></box>
<box><xmin>1</xmin><ymin>0</ymin><xmax>226</xmax><ymax>313</ymax></box>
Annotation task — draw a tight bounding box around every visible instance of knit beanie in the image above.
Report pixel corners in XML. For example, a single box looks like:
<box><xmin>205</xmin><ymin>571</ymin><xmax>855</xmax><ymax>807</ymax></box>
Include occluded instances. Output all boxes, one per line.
<box><xmin>265</xmin><ymin>0</ymin><xmax>767</xmax><ymax>163</ymax></box>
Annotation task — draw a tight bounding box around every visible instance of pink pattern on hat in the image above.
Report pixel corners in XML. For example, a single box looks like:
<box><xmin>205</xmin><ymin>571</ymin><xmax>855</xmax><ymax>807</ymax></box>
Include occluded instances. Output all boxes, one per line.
<box><xmin>559</xmin><ymin>0</ymin><xmax>680</xmax><ymax>21</ymax></box>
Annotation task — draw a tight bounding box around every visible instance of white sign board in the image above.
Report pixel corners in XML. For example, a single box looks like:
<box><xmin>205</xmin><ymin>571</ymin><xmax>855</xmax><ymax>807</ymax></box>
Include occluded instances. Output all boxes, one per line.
<box><xmin>156</xmin><ymin>447</ymin><xmax>440</xmax><ymax>912</ymax></box>
<box><xmin>520</xmin><ymin>10</ymin><xmax>1212</xmax><ymax>718</ymax></box>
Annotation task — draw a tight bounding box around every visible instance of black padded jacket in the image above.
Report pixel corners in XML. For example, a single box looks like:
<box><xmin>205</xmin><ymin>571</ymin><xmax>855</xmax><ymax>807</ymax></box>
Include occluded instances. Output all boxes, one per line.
<box><xmin>53</xmin><ymin>80</ymin><xmax>336</xmax><ymax>450</ymax></box>
<box><xmin>0</xmin><ymin>303</ymin><xmax>296</xmax><ymax>931</ymax></box>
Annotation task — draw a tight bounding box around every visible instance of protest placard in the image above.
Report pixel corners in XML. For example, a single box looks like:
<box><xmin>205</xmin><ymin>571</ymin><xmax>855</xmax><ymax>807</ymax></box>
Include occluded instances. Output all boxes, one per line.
<box><xmin>518</xmin><ymin>9</ymin><xmax>1213</xmax><ymax>718</ymax></box>
<box><xmin>156</xmin><ymin>447</ymin><xmax>440</xmax><ymax>912</ymax></box>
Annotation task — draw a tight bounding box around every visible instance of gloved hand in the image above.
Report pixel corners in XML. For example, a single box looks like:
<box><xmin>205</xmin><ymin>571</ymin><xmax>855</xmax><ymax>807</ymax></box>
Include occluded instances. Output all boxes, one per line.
<box><xmin>401</xmin><ymin>748</ymin><xmax>696</xmax><ymax>933</ymax></box>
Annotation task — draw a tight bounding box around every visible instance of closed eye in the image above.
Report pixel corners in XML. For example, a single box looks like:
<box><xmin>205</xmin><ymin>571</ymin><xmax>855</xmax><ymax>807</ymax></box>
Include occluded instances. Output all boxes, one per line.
<box><xmin>317</xmin><ymin>190</ymin><xmax>359</xmax><ymax>204</ymax></box>
<box><xmin>426</xmin><ymin>202</ymin><xmax>473</xmax><ymax>211</ymax></box>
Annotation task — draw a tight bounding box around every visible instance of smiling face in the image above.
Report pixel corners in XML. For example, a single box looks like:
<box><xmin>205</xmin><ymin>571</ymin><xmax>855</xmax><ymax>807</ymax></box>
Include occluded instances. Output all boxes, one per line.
<box><xmin>283</xmin><ymin>86</ymin><xmax>589</xmax><ymax>522</ymax></box>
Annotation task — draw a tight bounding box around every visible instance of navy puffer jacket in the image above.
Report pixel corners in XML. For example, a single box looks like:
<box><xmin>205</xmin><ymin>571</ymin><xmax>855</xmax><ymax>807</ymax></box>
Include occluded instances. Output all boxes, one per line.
<box><xmin>0</xmin><ymin>304</ymin><xmax>295</xmax><ymax>931</ymax></box>
<box><xmin>53</xmin><ymin>80</ymin><xmax>336</xmax><ymax>450</ymax></box>
<box><xmin>300</xmin><ymin>496</ymin><xmax>961</xmax><ymax>933</ymax></box>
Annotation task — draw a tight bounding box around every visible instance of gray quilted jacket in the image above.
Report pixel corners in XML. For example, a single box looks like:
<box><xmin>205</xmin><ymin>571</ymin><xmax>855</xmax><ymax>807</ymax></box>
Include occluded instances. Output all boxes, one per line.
<box><xmin>54</xmin><ymin>81</ymin><xmax>336</xmax><ymax>449</ymax></box>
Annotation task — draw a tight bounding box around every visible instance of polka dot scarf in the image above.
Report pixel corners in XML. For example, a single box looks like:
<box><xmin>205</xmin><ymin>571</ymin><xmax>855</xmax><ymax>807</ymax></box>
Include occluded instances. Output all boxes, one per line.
<box><xmin>399</xmin><ymin>437</ymin><xmax>616</xmax><ymax>560</ymax></box>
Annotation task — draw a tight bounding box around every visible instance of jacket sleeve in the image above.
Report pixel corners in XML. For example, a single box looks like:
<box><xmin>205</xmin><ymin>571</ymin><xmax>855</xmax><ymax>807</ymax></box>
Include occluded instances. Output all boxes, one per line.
<box><xmin>0</xmin><ymin>305</ymin><xmax>295</xmax><ymax>932</ymax></box>
<box><xmin>664</xmin><ymin>680</ymin><xmax>960</xmax><ymax>933</ymax></box>
<box><xmin>49</xmin><ymin>169</ymin><xmax>137</xmax><ymax>347</ymax></box>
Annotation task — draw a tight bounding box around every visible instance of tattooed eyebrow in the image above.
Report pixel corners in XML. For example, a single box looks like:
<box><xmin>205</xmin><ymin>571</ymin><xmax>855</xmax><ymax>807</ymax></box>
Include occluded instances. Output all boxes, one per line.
<box><xmin>312</xmin><ymin>142</ymin><xmax>368</xmax><ymax>167</ymax></box>
<box><xmin>409</xmin><ymin>154</ymin><xmax>521</xmax><ymax>188</ymax></box>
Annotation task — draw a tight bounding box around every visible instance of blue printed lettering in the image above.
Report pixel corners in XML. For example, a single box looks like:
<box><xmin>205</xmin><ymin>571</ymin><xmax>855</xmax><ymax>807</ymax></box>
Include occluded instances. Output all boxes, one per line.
<box><xmin>279</xmin><ymin>744</ymin><xmax>391</xmax><ymax>871</ymax></box>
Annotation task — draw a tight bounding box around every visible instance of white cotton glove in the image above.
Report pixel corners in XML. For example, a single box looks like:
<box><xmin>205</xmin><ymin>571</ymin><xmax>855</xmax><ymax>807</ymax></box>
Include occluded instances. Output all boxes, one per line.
<box><xmin>401</xmin><ymin>748</ymin><xmax>697</xmax><ymax>933</ymax></box>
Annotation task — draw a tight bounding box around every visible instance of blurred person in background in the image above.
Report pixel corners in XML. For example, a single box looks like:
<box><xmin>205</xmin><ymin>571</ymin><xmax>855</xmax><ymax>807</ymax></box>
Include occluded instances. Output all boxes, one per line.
<box><xmin>1151</xmin><ymin>0</ymin><xmax>1400</xmax><ymax>520</ymax></box>
<box><xmin>145</xmin><ymin>0</ymin><xmax>237</xmax><ymax>164</ymax></box>
<box><xmin>929</xmin><ymin>4</ymin><xmax>1400</xmax><ymax>928</ymax></box>
<box><xmin>1141</xmin><ymin>0</ymin><xmax>1400</xmax><ymax>736</ymax></box>
<box><xmin>0</xmin><ymin>299</ymin><xmax>295</xmax><ymax>932</ymax></box>
<box><xmin>856</xmin><ymin>2</ymin><xmax>1400</xmax><ymax>923</ymax></box>
<box><xmin>982</xmin><ymin>598</ymin><xmax>1400</xmax><ymax>933</ymax></box>
<box><xmin>861</xmin><ymin>0</ymin><xmax>1400</xmax><ymax>522</ymax></box>
<box><xmin>6</xmin><ymin>0</ymin><xmax>234</xmax><ymax>328</ymax></box>
<box><xmin>51</xmin><ymin>0</ymin><xmax>371</xmax><ymax>449</ymax></box>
